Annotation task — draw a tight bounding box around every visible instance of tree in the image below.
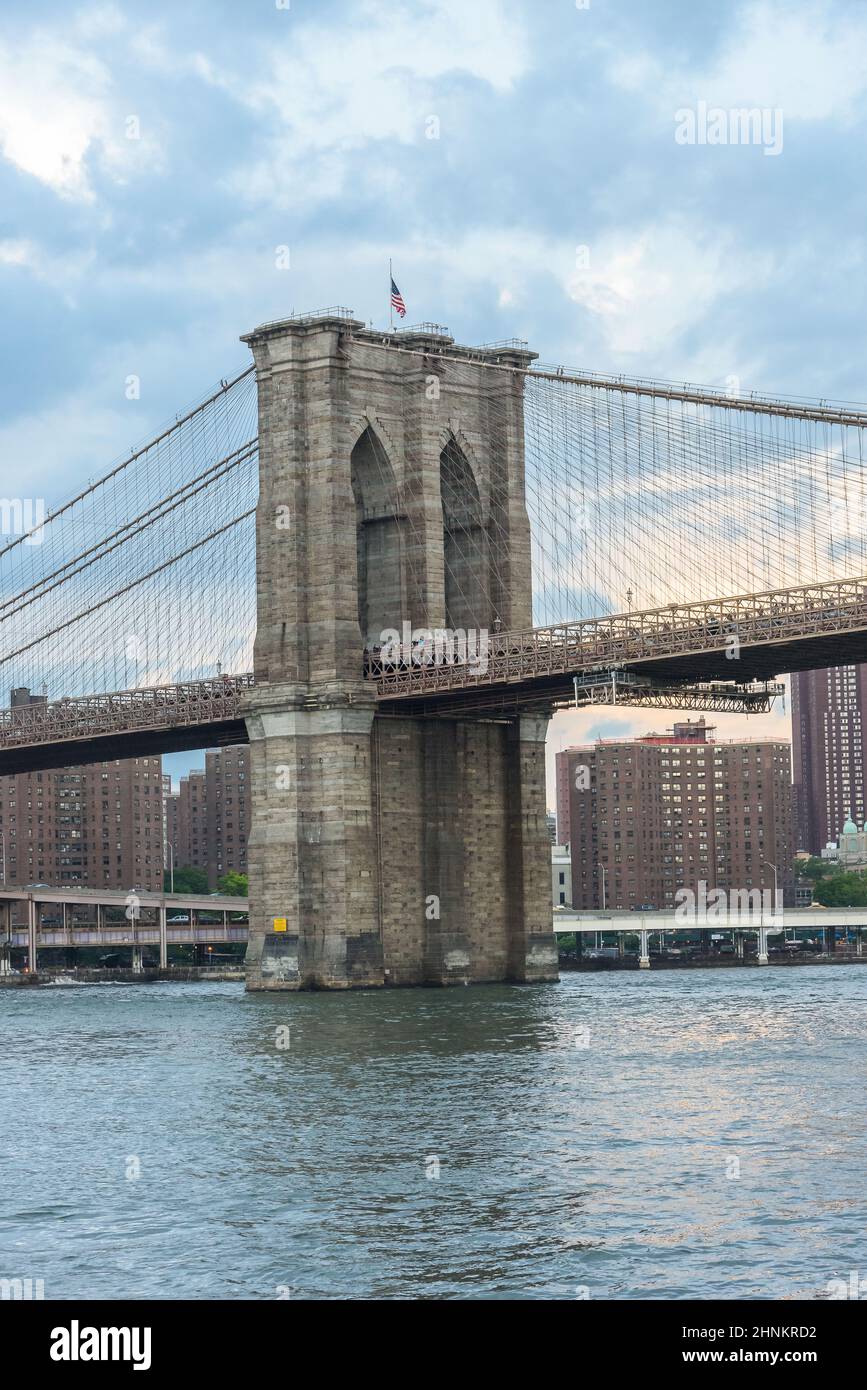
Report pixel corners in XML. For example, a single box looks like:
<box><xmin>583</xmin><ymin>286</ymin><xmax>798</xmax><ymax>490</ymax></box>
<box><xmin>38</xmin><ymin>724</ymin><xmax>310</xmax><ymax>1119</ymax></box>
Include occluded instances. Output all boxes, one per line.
<box><xmin>217</xmin><ymin>871</ymin><xmax>248</xmax><ymax>897</ymax></box>
<box><xmin>813</xmin><ymin>871</ymin><xmax>867</xmax><ymax>907</ymax></box>
<box><xmin>797</xmin><ymin>856</ymin><xmax>833</xmax><ymax>882</ymax></box>
<box><xmin>165</xmin><ymin>865</ymin><xmax>209</xmax><ymax>894</ymax></box>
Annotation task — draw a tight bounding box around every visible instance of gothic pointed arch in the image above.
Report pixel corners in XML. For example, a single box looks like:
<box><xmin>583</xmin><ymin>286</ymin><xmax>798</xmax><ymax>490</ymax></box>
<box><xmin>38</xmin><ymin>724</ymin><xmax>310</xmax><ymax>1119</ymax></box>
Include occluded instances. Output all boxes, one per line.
<box><xmin>350</xmin><ymin>424</ymin><xmax>405</xmax><ymax>646</ymax></box>
<box><xmin>439</xmin><ymin>433</ymin><xmax>489</xmax><ymax>631</ymax></box>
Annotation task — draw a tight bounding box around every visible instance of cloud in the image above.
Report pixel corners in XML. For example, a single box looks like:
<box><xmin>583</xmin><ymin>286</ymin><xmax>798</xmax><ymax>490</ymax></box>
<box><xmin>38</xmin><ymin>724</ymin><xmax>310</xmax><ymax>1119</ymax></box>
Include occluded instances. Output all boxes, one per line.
<box><xmin>218</xmin><ymin>0</ymin><xmax>528</xmax><ymax>208</ymax></box>
<box><xmin>607</xmin><ymin>0</ymin><xmax>867</xmax><ymax>127</ymax></box>
<box><xmin>0</xmin><ymin>15</ymin><xmax>163</xmax><ymax>201</ymax></box>
<box><xmin>565</xmin><ymin>219</ymin><xmax>774</xmax><ymax>356</ymax></box>
<box><xmin>0</xmin><ymin>239</ymin><xmax>34</xmax><ymax>268</ymax></box>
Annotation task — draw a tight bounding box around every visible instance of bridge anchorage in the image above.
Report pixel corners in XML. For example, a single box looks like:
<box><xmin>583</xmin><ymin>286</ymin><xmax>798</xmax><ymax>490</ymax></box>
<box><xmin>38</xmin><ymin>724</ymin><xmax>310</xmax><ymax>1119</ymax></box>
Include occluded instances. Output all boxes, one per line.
<box><xmin>5</xmin><ymin>309</ymin><xmax>867</xmax><ymax>988</ymax></box>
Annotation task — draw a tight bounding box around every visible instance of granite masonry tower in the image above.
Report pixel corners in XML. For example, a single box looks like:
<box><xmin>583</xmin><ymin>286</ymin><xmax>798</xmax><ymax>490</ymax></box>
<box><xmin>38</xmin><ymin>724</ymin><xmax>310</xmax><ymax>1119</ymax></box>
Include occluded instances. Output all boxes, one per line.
<box><xmin>241</xmin><ymin>311</ymin><xmax>557</xmax><ymax>990</ymax></box>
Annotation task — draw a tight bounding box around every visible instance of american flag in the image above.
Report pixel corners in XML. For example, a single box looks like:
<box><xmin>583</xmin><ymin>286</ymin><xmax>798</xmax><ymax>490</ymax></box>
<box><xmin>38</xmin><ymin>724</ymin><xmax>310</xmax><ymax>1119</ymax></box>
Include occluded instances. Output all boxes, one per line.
<box><xmin>390</xmin><ymin>277</ymin><xmax>407</xmax><ymax>318</ymax></box>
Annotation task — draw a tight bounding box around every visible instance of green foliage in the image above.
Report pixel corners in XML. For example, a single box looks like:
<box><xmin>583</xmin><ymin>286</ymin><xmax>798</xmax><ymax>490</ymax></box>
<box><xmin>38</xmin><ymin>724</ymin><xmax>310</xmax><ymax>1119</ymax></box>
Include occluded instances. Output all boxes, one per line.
<box><xmin>217</xmin><ymin>871</ymin><xmax>248</xmax><ymax>897</ymax></box>
<box><xmin>165</xmin><ymin>865</ymin><xmax>209</xmax><ymax>894</ymax></box>
<box><xmin>797</xmin><ymin>856</ymin><xmax>833</xmax><ymax>881</ymax></box>
<box><xmin>813</xmin><ymin>871</ymin><xmax>867</xmax><ymax>907</ymax></box>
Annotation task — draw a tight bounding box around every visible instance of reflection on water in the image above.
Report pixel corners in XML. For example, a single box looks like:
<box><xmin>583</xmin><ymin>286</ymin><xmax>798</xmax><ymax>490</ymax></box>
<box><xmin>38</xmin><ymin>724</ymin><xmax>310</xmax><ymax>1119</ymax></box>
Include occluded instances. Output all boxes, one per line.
<box><xmin>0</xmin><ymin>967</ymin><xmax>864</xmax><ymax>1300</ymax></box>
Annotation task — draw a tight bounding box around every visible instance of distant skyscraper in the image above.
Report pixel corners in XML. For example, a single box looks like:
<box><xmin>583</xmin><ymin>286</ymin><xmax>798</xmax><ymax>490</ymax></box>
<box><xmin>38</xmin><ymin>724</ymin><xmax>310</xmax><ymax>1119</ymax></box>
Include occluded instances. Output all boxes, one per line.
<box><xmin>791</xmin><ymin>666</ymin><xmax>867</xmax><ymax>853</ymax></box>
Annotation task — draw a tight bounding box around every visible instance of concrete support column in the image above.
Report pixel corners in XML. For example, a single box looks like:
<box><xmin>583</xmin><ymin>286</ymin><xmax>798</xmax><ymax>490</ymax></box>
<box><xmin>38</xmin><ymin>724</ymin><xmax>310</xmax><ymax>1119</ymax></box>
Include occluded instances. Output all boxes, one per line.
<box><xmin>857</xmin><ymin>927</ymin><xmax>863</xmax><ymax>958</ymax></box>
<box><xmin>639</xmin><ymin>928</ymin><xmax>650</xmax><ymax>969</ymax></box>
<box><xmin>735</xmin><ymin>931</ymin><xmax>744</xmax><ymax>959</ymax></box>
<box><xmin>132</xmin><ymin>946</ymin><xmax>143</xmax><ymax>973</ymax></box>
<box><xmin>27</xmin><ymin>897</ymin><xmax>37</xmax><ymax>974</ymax></box>
<box><xmin>159</xmin><ymin>906</ymin><xmax>167</xmax><ymax>968</ymax></box>
<box><xmin>0</xmin><ymin>902</ymin><xmax>11</xmax><ymax>975</ymax></box>
<box><xmin>757</xmin><ymin>927</ymin><xmax>769</xmax><ymax>965</ymax></box>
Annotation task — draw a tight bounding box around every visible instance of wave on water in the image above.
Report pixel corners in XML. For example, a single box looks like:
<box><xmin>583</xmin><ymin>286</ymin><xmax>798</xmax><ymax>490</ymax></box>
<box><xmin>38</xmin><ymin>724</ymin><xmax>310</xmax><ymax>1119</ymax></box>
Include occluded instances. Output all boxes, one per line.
<box><xmin>41</xmin><ymin>976</ymin><xmax>131</xmax><ymax>987</ymax></box>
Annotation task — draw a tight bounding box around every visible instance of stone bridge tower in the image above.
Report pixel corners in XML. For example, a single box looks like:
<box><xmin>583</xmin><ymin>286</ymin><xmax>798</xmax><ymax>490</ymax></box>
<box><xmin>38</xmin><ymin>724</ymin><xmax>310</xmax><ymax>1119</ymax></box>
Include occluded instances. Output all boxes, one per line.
<box><xmin>241</xmin><ymin>311</ymin><xmax>557</xmax><ymax>990</ymax></box>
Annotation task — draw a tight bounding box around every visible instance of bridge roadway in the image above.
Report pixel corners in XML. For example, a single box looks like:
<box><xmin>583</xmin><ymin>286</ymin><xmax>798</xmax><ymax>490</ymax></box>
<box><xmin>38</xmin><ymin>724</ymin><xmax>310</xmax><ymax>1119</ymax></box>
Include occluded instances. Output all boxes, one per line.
<box><xmin>554</xmin><ymin>907</ymin><xmax>867</xmax><ymax>967</ymax></box>
<box><xmin>1</xmin><ymin>889</ymin><xmax>864</xmax><ymax>973</ymax></box>
<box><xmin>1</xmin><ymin>574</ymin><xmax>866</xmax><ymax>773</ymax></box>
<box><xmin>0</xmin><ymin>886</ymin><xmax>248</xmax><ymax>972</ymax></box>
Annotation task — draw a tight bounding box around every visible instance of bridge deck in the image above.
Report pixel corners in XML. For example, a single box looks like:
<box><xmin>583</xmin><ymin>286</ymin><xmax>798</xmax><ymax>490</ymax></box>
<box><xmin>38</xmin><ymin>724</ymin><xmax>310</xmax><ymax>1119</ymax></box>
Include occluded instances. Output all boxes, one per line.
<box><xmin>371</xmin><ymin>574</ymin><xmax>867</xmax><ymax>713</ymax></box>
<box><xmin>1</xmin><ymin>575</ymin><xmax>866</xmax><ymax>769</ymax></box>
<box><xmin>2</xmin><ymin>905</ymin><xmax>865</xmax><ymax>953</ymax></box>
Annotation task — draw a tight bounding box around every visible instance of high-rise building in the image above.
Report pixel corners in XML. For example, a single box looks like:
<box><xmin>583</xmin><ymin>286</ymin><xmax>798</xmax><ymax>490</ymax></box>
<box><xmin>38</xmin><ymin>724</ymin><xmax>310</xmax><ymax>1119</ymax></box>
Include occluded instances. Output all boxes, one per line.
<box><xmin>173</xmin><ymin>770</ymin><xmax>207</xmax><ymax>875</ymax></box>
<box><xmin>165</xmin><ymin>786</ymin><xmax>180</xmax><ymax>883</ymax></box>
<box><xmin>555</xmin><ymin>751</ymin><xmax>573</xmax><ymax>845</ymax></box>
<box><xmin>556</xmin><ymin>717</ymin><xmax>794</xmax><ymax>910</ymax></box>
<box><xmin>0</xmin><ymin>759</ymin><xmax>164</xmax><ymax>890</ymax></box>
<box><xmin>791</xmin><ymin>665</ymin><xmax>867</xmax><ymax>853</ymax></box>
<box><xmin>168</xmin><ymin>747</ymin><xmax>250</xmax><ymax>889</ymax></box>
<box><xmin>0</xmin><ymin>688</ymin><xmax>164</xmax><ymax>891</ymax></box>
<box><xmin>205</xmin><ymin>746</ymin><xmax>250</xmax><ymax>888</ymax></box>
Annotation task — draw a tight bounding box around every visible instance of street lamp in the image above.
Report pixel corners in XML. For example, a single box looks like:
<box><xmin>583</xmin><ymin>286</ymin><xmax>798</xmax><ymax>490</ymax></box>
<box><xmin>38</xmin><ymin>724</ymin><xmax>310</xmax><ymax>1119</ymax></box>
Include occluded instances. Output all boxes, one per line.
<box><xmin>763</xmin><ymin>859</ymin><xmax>782</xmax><ymax>937</ymax></box>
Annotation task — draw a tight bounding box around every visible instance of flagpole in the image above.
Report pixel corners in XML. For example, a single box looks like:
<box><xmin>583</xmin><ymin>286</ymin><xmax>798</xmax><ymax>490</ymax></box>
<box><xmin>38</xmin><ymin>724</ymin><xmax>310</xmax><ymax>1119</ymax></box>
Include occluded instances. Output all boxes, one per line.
<box><xmin>389</xmin><ymin>258</ymin><xmax>393</xmax><ymax>332</ymax></box>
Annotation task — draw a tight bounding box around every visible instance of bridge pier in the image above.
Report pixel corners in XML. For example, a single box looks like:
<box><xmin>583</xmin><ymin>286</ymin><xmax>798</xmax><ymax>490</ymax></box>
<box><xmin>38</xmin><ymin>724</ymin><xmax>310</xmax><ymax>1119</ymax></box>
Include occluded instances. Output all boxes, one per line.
<box><xmin>638</xmin><ymin>929</ymin><xmax>651</xmax><ymax>969</ymax></box>
<box><xmin>27</xmin><ymin>898</ymin><xmax>37</xmax><ymax>974</ymax></box>
<box><xmin>244</xmin><ymin>699</ymin><xmax>555</xmax><ymax>990</ymax></box>
<box><xmin>244</xmin><ymin>690</ymin><xmax>384</xmax><ymax>990</ymax></box>
<box><xmin>0</xmin><ymin>901</ymin><xmax>11</xmax><ymax>975</ymax></box>
<box><xmin>241</xmin><ymin>311</ymin><xmax>557</xmax><ymax>992</ymax></box>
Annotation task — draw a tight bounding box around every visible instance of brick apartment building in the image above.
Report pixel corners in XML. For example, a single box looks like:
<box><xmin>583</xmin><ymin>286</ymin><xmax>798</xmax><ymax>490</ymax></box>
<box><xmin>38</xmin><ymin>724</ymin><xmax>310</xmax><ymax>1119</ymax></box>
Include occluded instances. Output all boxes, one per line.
<box><xmin>791</xmin><ymin>664</ymin><xmax>867</xmax><ymax>853</ymax></box>
<box><xmin>0</xmin><ymin>687</ymin><xmax>164</xmax><ymax>890</ymax></box>
<box><xmin>556</xmin><ymin>718</ymin><xmax>794</xmax><ymax>910</ymax></box>
<box><xmin>166</xmin><ymin>745</ymin><xmax>250</xmax><ymax>889</ymax></box>
<box><xmin>0</xmin><ymin>761</ymin><xmax>165</xmax><ymax>890</ymax></box>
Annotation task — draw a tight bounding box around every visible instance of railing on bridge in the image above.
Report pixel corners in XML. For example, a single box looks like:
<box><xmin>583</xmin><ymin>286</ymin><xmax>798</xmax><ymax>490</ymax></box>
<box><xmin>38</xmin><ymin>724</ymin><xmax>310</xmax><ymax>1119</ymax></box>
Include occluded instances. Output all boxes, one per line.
<box><xmin>2</xmin><ymin>573</ymin><xmax>867</xmax><ymax>759</ymax></box>
<box><xmin>367</xmin><ymin>574</ymin><xmax>867</xmax><ymax>700</ymax></box>
<box><xmin>0</xmin><ymin>674</ymin><xmax>255</xmax><ymax>752</ymax></box>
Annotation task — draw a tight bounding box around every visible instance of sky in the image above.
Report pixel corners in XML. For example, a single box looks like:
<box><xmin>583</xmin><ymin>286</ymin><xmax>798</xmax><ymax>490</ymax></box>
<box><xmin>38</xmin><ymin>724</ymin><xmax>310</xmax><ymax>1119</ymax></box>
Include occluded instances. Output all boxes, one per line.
<box><xmin>2</xmin><ymin>0</ymin><xmax>867</xmax><ymax>794</ymax></box>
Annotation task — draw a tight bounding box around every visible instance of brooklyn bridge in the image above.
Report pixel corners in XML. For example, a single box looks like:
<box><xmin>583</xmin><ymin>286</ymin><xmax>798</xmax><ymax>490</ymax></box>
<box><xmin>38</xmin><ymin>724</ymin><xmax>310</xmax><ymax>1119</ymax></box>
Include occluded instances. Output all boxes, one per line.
<box><xmin>3</xmin><ymin>309</ymin><xmax>867</xmax><ymax>989</ymax></box>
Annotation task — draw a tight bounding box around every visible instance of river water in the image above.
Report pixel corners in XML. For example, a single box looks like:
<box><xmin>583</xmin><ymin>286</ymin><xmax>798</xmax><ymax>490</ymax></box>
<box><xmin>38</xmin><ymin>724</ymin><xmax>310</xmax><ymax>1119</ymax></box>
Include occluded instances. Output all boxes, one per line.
<box><xmin>1</xmin><ymin>967</ymin><xmax>864</xmax><ymax>1300</ymax></box>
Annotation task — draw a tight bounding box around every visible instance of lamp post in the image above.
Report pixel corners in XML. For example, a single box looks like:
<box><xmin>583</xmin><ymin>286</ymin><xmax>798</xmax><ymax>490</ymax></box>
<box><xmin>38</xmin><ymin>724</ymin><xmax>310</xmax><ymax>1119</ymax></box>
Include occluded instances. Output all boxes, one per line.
<box><xmin>763</xmin><ymin>859</ymin><xmax>782</xmax><ymax>940</ymax></box>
